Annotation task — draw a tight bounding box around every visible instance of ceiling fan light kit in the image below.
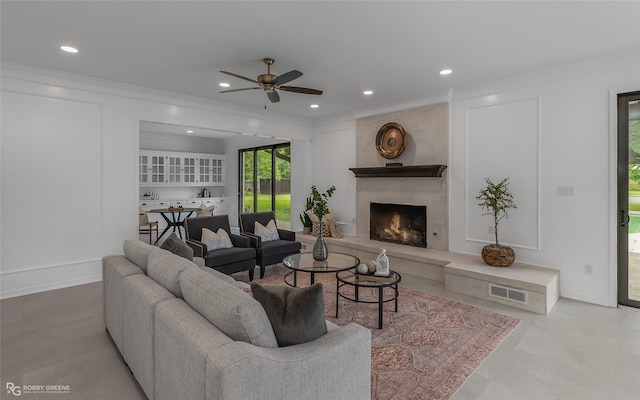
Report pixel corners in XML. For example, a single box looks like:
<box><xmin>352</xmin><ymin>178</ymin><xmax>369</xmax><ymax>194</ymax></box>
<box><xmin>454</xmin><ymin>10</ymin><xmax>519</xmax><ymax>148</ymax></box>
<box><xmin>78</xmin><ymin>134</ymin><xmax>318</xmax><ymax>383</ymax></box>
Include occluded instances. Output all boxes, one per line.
<box><xmin>220</xmin><ymin>58</ymin><xmax>323</xmax><ymax>104</ymax></box>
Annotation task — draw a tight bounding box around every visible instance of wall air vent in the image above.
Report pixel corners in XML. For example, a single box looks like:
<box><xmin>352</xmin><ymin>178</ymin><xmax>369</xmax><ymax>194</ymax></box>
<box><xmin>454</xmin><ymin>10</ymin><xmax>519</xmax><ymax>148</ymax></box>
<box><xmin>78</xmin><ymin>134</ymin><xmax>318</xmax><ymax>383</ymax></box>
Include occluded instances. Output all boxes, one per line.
<box><xmin>489</xmin><ymin>284</ymin><xmax>528</xmax><ymax>304</ymax></box>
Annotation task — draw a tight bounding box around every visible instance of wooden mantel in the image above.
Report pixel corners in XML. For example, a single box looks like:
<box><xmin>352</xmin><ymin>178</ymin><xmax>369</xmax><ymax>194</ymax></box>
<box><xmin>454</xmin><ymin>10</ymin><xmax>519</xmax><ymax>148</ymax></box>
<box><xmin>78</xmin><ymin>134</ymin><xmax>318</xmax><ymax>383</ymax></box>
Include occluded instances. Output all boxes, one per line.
<box><xmin>349</xmin><ymin>164</ymin><xmax>447</xmax><ymax>178</ymax></box>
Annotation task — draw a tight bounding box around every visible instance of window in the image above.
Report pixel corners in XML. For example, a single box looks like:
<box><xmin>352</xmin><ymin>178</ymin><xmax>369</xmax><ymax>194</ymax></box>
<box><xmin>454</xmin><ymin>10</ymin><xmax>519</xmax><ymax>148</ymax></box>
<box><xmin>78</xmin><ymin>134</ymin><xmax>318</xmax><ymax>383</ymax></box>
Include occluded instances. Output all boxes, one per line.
<box><xmin>239</xmin><ymin>143</ymin><xmax>291</xmax><ymax>228</ymax></box>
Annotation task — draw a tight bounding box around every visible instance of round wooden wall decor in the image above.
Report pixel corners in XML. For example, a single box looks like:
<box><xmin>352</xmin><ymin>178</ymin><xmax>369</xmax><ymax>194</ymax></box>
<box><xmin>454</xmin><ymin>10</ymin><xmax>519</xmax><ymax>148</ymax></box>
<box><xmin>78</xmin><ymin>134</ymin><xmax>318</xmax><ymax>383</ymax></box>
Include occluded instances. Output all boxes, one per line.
<box><xmin>375</xmin><ymin>122</ymin><xmax>407</xmax><ymax>159</ymax></box>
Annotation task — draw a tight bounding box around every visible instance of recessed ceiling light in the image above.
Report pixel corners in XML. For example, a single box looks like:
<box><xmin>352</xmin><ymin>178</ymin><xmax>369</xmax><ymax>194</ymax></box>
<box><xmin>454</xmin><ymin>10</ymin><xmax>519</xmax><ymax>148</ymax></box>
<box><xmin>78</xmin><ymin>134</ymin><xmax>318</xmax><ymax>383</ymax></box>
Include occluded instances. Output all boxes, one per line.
<box><xmin>363</xmin><ymin>90</ymin><xmax>373</xmax><ymax>96</ymax></box>
<box><xmin>186</xmin><ymin>130</ymin><xmax>194</xmax><ymax>133</ymax></box>
<box><xmin>60</xmin><ymin>45</ymin><xmax>78</xmax><ymax>53</ymax></box>
<box><xmin>219</xmin><ymin>82</ymin><xmax>230</xmax><ymax>88</ymax></box>
<box><xmin>439</xmin><ymin>69</ymin><xmax>452</xmax><ymax>75</ymax></box>
<box><xmin>310</xmin><ymin>104</ymin><xmax>319</xmax><ymax>109</ymax></box>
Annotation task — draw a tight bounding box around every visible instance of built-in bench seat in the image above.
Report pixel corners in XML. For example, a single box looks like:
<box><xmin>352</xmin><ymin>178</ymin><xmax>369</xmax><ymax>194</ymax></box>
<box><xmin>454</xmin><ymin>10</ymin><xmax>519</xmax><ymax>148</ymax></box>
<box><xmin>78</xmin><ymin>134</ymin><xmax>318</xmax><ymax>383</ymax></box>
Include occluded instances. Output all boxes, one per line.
<box><xmin>296</xmin><ymin>233</ymin><xmax>559</xmax><ymax>315</ymax></box>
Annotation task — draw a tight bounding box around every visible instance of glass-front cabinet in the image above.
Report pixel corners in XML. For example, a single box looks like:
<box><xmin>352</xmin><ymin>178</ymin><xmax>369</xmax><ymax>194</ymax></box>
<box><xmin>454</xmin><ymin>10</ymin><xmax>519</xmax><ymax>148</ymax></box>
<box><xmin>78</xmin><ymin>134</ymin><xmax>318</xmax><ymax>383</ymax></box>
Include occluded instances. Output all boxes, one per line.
<box><xmin>139</xmin><ymin>152</ymin><xmax>165</xmax><ymax>184</ymax></box>
<box><xmin>150</xmin><ymin>154</ymin><xmax>165</xmax><ymax>184</ymax></box>
<box><xmin>183</xmin><ymin>156</ymin><xmax>197</xmax><ymax>184</ymax></box>
<box><xmin>167</xmin><ymin>155</ymin><xmax>182</xmax><ymax>184</ymax></box>
<box><xmin>139</xmin><ymin>150</ymin><xmax>224</xmax><ymax>186</ymax></box>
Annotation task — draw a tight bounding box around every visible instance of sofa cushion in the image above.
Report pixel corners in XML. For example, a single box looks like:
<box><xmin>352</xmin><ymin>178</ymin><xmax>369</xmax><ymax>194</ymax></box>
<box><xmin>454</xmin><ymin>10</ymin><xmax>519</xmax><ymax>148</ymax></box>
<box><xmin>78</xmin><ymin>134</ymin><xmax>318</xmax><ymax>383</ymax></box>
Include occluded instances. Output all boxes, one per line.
<box><xmin>160</xmin><ymin>233</ymin><xmax>194</xmax><ymax>261</ymax></box>
<box><xmin>257</xmin><ymin>239</ymin><xmax>301</xmax><ymax>259</ymax></box>
<box><xmin>201</xmin><ymin>227</ymin><xmax>234</xmax><ymax>251</ymax></box>
<box><xmin>204</xmin><ymin>246</ymin><xmax>255</xmax><ymax>267</ymax></box>
<box><xmin>180</xmin><ymin>268</ymin><xmax>278</xmax><ymax>348</ymax></box>
<box><xmin>123</xmin><ymin>239</ymin><xmax>161</xmax><ymax>273</ymax></box>
<box><xmin>199</xmin><ymin>267</ymin><xmax>250</xmax><ymax>291</ymax></box>
<box><xmin>147</xmin><ymin>250</ymin><xmax>196</xmax><ymax>298</ymax></box>
<box><xmin>250</xmin><ymin>282</ymin><xmax>328</xmax><ymax>347</ymax></box>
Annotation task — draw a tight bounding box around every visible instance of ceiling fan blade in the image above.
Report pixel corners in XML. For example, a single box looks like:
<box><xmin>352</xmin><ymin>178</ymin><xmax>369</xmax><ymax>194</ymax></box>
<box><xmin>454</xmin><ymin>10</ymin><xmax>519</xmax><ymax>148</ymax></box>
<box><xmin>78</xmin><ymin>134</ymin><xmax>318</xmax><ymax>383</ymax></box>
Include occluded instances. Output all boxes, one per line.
<box><xmin>219</xmin><ymin>87</ymin><xmax>261</xmax><ymax>93</ymax></box>
<box><xmin>267</xmin><ymin>90</ymin><xmax>280</xmax><ymax>103</ymax></box>
<box><xmin>279</xmin><ymin>86</ymin><xmax>323</xmax><ymax>95</ymax></box>
<box><xmin>274</xmin><ymin>70</ymin><xmax>303</xmax><ymax>85</ymax></box>
<box><xmin>220</xmin><ymin>71</ymin><xmax>258</xmax><ymax>84</ymax></box>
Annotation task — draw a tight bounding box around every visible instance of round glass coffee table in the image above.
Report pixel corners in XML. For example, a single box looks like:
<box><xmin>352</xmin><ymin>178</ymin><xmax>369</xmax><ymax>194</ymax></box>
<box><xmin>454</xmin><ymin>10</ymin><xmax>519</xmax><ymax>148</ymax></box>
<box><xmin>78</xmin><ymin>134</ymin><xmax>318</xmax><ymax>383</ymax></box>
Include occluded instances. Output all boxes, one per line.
<box><xmin>282</xmin><ymin>252</ymin><xmax>360</xmax><ymax>287</ymax></box>
<box><xmin>336</xmin><ymin>270</ymin><xmax>402</xmax><ymax>329</ymax></box>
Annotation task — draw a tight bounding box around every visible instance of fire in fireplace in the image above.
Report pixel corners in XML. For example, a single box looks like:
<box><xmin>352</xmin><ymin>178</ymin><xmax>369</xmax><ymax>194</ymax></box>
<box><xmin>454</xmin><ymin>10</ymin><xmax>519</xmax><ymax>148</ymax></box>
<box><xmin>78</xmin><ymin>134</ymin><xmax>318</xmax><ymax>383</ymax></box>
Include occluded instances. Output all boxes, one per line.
<box><xmin>369</xmin><ymin>202</ymin><xmax>427</xmax><ymax>248</ymax></box>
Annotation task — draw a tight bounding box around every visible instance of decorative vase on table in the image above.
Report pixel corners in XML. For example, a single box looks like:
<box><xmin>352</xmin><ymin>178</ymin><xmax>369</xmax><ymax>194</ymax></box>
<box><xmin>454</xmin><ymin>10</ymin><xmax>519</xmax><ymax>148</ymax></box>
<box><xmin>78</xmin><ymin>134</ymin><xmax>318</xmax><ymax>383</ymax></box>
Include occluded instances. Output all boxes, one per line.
<box><xmin>312</xmin><ymin>217</ymin><xmax>328</xmax><ymax>261</ymax></box>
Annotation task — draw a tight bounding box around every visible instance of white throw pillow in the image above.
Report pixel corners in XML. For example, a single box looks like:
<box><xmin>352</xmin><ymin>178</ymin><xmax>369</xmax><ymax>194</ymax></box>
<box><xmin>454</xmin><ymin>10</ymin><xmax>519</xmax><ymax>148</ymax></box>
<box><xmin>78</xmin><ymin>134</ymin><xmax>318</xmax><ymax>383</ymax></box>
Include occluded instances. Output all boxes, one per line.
<box><xmin>201</xmin><ymin>227</ymin><xmax>233</xmax><ymax>251</ymax></box>
<box><xmin>254</xmin><ymin>219</ymin><xmax>280</xmax><ymax>242</ymax></box>
<box><xmin>197</xmin><ymin>204</ymin><xmax>215</xmax><ymax>217</ymax></box>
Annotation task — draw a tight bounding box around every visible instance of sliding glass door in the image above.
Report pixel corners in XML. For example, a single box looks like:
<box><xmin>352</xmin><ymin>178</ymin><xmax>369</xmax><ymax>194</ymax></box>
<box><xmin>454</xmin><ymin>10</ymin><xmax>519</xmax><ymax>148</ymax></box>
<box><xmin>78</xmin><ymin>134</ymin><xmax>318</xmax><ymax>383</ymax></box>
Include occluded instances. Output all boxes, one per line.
<box><xmin>618</xmin><ymin>91</ymin><xmax>640</xmax><ymax>309</ymax></box>
<box><xmin>239</xmin><ymin>143</ymin><xmax>291</xmax><ymax>228</ymax></box>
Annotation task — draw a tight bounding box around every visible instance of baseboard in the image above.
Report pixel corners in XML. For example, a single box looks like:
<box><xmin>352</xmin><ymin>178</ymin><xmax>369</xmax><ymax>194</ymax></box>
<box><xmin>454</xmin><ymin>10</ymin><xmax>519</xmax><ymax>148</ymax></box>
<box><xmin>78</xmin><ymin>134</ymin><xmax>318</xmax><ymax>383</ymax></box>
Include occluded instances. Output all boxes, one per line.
<box><xmin>560</xmin><ymin>290</ymin><xmax>614</xmax><ymax>308</ymax></box>
<box><xmin>0</xmin><ymin>259</ymin><xmax>102</xmax><ymax>299</ymax></box>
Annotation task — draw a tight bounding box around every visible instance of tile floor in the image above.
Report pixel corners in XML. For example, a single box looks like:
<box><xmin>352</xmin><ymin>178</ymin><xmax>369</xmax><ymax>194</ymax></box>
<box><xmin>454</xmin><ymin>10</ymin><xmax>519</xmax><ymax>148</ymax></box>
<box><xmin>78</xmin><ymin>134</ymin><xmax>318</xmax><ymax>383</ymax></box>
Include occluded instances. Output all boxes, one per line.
<box><xmin>1</xmin><ymin>271</ymin><xmax>639</xmax><ymax>400</ymax></box>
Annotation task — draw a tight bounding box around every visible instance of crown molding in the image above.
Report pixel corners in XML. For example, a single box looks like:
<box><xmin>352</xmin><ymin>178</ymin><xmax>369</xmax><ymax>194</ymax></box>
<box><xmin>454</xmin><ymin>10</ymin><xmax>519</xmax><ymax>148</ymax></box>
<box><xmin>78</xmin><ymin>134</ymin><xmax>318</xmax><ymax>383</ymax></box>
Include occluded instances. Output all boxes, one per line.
<box><xmin>353</xmin><ymin>94</ymin><xmax>449</xmax><ymax>120</ymax></box>
<box><xmin>451</xmin><ymin>51</ymin><xmax>640</xmax><ymax>101</ymax></box>
<box><xmin>0</xmin><ymin>61</ymin><xmax>312</xmax><ymax>129</ymax></box>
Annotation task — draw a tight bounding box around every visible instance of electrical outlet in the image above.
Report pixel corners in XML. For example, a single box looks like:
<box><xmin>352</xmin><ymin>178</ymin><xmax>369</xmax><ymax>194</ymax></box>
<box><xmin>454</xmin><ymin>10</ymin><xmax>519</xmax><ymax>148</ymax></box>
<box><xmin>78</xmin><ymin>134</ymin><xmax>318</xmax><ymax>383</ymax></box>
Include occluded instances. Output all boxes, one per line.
<box><xmin>488</xmin><ymin>225</ymin><xmax>494</xmax><ymax>234</ymax></box>
<box><xmin>584</xmin><ymin>264</ymin><xmax>593</xmax><ymax>275</ymax></box>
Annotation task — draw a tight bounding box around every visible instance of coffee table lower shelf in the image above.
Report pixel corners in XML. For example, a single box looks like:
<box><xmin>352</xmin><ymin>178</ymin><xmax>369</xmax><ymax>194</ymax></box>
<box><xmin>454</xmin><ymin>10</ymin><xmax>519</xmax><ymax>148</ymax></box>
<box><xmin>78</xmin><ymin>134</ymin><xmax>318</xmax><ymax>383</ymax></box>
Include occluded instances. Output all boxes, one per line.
<box><xmin>335</xmin><ymin>270</ymin><xmax>401</xmax><ymax>329</ymax></box>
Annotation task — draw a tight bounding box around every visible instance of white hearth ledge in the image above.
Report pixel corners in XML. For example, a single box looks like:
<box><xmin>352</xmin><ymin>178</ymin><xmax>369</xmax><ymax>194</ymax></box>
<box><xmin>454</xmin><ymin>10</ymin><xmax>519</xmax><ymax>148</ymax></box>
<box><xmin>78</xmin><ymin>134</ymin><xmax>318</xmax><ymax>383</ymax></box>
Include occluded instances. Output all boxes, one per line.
<box><xmin>295</xmin><ymin>233</ymin><xmax>559</xmax><ymax>315</ymax></box>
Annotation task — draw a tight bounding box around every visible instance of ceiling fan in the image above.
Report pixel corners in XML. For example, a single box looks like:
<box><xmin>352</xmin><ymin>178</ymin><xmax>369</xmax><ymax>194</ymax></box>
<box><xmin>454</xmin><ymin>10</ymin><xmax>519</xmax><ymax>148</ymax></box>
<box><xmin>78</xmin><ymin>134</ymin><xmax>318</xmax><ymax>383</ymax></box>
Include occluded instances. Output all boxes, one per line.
<box><xmin>219</xmin><ymin>58</ymin><xmax>323</xmax><ymax>103</ymax></box>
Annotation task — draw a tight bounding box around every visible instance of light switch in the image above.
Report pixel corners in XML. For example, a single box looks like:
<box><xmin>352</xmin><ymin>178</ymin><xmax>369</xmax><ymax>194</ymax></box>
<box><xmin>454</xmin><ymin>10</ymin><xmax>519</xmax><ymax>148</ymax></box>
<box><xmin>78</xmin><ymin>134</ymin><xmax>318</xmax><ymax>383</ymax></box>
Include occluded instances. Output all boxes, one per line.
<box><xmin>557</xmin><ymin>186</ymin><xmax>574</xmax><ymax>196</ymax></box>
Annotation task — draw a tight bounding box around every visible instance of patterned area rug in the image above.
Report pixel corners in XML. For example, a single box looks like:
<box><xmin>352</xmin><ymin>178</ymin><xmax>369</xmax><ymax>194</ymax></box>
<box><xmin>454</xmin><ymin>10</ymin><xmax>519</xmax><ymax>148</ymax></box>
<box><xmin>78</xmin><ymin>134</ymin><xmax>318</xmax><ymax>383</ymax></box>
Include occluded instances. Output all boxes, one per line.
<box><xmin>233</xmin><ymin>264</ymin><xmax>520</xmax><ymax>400</ymax></box>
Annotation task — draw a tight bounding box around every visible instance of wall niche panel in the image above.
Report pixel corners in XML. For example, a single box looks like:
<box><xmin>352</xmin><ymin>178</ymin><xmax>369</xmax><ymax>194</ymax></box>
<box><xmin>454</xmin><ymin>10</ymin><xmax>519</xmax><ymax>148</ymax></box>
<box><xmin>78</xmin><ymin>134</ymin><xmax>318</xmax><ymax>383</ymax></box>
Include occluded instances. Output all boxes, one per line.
<box><xmin>465</xmin><ymin>98</ymin><xmax>539</xmax><ymax>250</ymax></box>
<box><xmin>1</xmin><ymin>92</ymin><xmax>102</xmax><ymax>271</ymax></box>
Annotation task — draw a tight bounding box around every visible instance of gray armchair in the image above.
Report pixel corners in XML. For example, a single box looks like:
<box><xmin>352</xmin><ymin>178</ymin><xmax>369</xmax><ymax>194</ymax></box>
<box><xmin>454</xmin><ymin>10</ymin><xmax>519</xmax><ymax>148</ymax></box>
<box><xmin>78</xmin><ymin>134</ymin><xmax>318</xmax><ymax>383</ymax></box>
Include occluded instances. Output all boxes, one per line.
<box><xmin>185</xmin><ymin>215</ymin><xmax>257</xmax><ymax>280</ymax></box>
<box><xmin>239</xmin><ymin>211</ymin><xmax>301</xmax><ymax>279</ymax></box>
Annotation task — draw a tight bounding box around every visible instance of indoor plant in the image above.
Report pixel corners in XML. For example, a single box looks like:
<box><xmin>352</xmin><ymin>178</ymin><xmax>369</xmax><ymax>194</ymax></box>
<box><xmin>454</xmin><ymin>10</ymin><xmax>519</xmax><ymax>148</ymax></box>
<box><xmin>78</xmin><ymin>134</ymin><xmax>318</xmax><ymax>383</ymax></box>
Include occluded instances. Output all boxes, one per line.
<box><xmin>310</xmin><ymin>185</ymin><xmax>335</xmax><ymax>260</ymax></box>
<box><xmin>476</xmin><ymin>177</ymin><xmax>517</xmax><ymax>267</ymax></box>
<box><xmin>299</xmin><ymin>195</ymin><xmax>314</xmax><ymax>234</ymax></box>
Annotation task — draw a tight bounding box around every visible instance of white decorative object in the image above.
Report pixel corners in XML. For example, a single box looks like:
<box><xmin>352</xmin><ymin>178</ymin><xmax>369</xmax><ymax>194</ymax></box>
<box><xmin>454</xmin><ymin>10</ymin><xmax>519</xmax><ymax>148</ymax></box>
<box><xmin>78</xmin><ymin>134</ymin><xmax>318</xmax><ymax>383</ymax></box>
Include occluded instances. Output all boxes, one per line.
<box><xmin>357</xmin><ymin>264</ymin><xmax>369</xmax><ymax>274</ymax></box>
<box><xmin>374</xmin><ymin>249</ymin><xmax>390</xmax><ymax>277</ymax></box>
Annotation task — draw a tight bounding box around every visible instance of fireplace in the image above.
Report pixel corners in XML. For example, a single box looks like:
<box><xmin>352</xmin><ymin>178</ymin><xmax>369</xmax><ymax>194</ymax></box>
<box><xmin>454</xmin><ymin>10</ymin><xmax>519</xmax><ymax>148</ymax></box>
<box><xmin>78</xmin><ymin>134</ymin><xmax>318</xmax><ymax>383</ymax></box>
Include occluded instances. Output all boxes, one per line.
<box><xmin>369</xmin><ymin>202</ymin><xmax>427</xmax><ymax>248</ymax></box>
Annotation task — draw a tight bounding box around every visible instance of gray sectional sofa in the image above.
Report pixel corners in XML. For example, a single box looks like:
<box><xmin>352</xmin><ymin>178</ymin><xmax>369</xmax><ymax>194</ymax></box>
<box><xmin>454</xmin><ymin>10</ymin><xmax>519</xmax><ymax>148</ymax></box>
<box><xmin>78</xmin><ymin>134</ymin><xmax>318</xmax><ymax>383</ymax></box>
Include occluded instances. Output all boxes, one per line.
<box><xmin>102</xmin><ymin>240</ymin><xmax>371</xmax><ymax>400</ymax></box>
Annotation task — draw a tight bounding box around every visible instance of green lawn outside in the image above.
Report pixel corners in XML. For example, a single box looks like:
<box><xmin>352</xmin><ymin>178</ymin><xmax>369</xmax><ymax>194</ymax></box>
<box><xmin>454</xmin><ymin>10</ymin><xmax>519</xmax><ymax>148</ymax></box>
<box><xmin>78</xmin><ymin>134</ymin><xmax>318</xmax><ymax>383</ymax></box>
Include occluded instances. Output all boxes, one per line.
<box><xmin>630</xmin><ymin>191</ymin><xmax>640</xmax><ymax>212</ymax></box>
<box><xmin>243</xmin><ymin>193</ymin><xmax>291</xmax><ymax>223</ymax></box>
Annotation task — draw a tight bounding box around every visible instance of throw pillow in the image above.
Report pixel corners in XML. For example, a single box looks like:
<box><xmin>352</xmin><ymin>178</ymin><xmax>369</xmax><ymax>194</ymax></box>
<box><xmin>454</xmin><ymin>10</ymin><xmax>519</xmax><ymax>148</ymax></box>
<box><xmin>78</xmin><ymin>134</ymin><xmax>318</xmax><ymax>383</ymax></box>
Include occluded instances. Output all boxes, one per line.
<box><xmin>250</xmin><ymin>282</ymin><xmax>327</xmax><ymax>347</ymax></box>
<box><xmin>160</xmin><ymin>233</ymin><xmax>194</xmax><ymax>261</ymax></box>
<box><xmin>196</xmin><ymin>204</ymin><xmax>215</xmax><ymax>217</ymax></box>
<box><xmin>254</xmin><ymin>219</ymin><xmax>280</xmax><ymax>242</ymax></box>
<box><xmin>201</xmin><ymin>227</ymin><xmax>233</xmax><ymax>251</ymax></box>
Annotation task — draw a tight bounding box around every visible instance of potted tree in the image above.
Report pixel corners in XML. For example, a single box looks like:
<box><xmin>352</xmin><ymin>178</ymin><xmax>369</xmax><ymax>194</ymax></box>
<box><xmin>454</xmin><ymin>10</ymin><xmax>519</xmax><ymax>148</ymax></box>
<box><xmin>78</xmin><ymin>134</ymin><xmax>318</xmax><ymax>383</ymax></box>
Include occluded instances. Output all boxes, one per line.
<box><xmin>476</xmin><ymin>178</ymin><xmax>517</xmax><ymax>267</ymax></box>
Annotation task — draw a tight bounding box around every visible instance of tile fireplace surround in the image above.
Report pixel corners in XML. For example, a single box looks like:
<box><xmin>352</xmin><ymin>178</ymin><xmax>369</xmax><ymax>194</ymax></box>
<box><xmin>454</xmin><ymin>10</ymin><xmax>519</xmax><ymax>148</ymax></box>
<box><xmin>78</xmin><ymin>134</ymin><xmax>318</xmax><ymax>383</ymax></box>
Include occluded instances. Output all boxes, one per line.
<box><xmin>355</xmin><ymin>103</ymin><xmax>449</xmax><ymax>250</ymax></box>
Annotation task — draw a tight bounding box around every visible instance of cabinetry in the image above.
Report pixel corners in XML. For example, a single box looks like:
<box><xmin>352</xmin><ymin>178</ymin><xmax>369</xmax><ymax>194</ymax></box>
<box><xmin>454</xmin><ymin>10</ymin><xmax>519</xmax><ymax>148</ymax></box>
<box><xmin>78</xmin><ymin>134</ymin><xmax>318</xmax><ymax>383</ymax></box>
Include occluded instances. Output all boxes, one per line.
<box><xmin>139</xmin><ymin>150</ymin><xmax>225</xmax><ymax>187</ymax></box>
<box><xmin>139</xmin><ymin>153</ymin><xmax>166</xmax><ymax>184</ymax></box>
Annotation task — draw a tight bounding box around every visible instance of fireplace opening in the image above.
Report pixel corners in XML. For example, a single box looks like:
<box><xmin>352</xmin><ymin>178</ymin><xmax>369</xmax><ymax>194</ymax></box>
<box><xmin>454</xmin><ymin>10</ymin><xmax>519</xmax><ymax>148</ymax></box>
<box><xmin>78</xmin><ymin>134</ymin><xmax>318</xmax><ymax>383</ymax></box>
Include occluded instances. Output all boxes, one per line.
<box><xmin>370</xmin><ymin>202</ymin><xmax>427</xmax><ymax>248</ymax></box>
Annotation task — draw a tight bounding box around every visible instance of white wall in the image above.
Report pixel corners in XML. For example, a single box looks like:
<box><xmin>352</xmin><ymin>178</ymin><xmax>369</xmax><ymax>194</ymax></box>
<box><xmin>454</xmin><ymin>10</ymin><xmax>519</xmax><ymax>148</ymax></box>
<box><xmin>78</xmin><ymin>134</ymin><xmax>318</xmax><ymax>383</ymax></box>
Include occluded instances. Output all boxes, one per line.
<box><xmin>450</xmin><ymin>54</ymin><xmax>640</xmax><ymax>307</ymax></box>
<box><xmin>140</xmin><ymin>131</ymin><xmax>225</xmax><ymax>154</ymax></box>
<box><xmin>310</xmin><ymin>118</ymin><xmax>357</xmax><ymax>235</ymax></box>
<box><xmin>0</xmin><ymin>63</ymin><xmax>312</xmax><ymax>299</ymax></box>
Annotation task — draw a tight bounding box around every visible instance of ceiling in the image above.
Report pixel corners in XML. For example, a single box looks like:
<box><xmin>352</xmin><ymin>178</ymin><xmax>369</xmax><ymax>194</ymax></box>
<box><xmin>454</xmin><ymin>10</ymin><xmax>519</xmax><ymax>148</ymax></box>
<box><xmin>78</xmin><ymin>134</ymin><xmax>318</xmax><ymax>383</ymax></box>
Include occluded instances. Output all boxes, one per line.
<box><xmin>2</xmin><ymin>1</ymin><xmax>639</xmax><ymax>121</ymax></box>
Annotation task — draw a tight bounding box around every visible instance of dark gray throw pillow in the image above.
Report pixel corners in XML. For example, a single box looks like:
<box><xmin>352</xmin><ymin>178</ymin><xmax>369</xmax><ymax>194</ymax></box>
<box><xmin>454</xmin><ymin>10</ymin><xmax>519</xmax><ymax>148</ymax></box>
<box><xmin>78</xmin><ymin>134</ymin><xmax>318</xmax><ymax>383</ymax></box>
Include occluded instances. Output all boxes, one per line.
<box><xmin>250</xmin><ymin>282</ymin><xmax>327</xmax><ymax>347</ymax></box>
<box><xmin>160</xmin><ymin>233</ymin><xmax>193</xmax><ymax>261</ymax></box>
